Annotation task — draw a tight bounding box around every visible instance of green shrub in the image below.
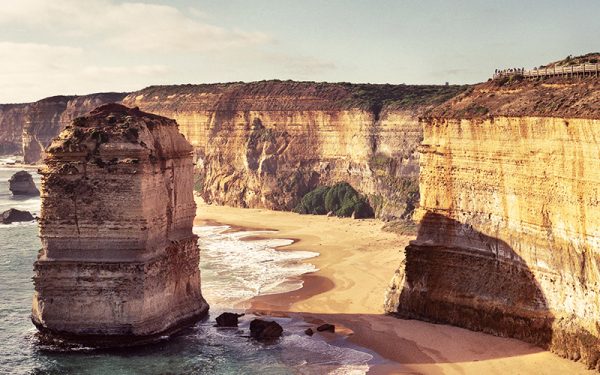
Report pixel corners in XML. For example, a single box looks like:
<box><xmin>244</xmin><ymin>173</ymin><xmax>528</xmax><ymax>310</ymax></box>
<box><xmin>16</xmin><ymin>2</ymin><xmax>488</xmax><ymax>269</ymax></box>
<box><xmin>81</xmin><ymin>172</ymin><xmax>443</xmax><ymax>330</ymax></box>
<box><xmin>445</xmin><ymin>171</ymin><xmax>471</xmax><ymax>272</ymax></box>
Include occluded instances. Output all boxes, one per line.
<box><xmin>293</xmin><ymin>182</ymin><xmax>374</xmax><ymax>218</ymax></box>
<box><xmin>194</xmin><ymin>172</ymin><xmax>205</xmax><ymax>193</ymax></box>
<box><xmin>293</xmin><ymin>186</ymin><xmax>329</xmax><ymax>215</ymax></box>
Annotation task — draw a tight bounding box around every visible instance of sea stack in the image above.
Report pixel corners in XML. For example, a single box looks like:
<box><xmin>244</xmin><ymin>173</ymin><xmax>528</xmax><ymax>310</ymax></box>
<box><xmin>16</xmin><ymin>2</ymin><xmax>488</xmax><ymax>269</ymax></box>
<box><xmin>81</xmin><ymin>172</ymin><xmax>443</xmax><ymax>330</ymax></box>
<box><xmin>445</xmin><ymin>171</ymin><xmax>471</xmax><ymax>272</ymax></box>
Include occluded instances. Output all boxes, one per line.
<box><xmin>32</xmin><ymin>104</ymin><xmax>209</xmax><ymax>345</ymax></box>
<box><xmin>9</xmin><ymin>170</ymin><xmax>40</xmax><ymax>196</ymax></box>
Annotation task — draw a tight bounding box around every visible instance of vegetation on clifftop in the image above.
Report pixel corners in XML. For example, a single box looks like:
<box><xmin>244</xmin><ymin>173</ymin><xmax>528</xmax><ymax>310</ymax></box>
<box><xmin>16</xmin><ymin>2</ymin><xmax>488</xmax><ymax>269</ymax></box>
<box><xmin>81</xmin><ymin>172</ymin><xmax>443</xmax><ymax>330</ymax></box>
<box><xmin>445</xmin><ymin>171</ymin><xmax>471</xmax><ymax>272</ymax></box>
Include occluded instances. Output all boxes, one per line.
<box><xmin>129</xmin><ymin>80</ymin><xmax>470</xmax><ymax>117</ymax></box>
<box><xmin>336</xmin><ymin>83</ymin><xmax>470</xmax><ymax>118</ymax></box>
<box><xmin>293</xmin><ymin>182</ymin><xmax>374</xmax><ymax>218</ymax></box>
<box><xmin>541</xmin><ymin>52</ymin><xmax>600</xmax><ymax>68</ymax></box>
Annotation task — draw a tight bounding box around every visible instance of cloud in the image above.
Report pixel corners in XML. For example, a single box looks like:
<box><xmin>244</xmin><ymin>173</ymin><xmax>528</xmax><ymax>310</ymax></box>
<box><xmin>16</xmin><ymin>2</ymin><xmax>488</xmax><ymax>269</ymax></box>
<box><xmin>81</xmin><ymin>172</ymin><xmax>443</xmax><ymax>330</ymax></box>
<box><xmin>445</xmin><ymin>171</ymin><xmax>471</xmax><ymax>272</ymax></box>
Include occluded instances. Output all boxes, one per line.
<box><xmin>0</xmin><ymin>42</ymin><xmax>173</xmax><ymax>102</ymax></box>
<box><xmin>0</xmin><ymin>0</ymin><xmax>271</xmax><ymax>52</ymax></box>
<box><xmin>0</xmin><ymin>1</ymin><xmax>334</xmax><ymax>101</ymax></box>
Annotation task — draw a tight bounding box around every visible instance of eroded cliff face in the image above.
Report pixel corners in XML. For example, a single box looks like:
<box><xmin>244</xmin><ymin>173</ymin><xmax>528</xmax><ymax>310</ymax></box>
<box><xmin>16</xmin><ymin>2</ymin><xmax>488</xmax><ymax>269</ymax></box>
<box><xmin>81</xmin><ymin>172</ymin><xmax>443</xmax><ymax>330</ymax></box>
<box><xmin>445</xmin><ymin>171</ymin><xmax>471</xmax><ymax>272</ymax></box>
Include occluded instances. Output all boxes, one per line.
<box><xmin>388</xmin><ymin>78</ymin><xmax>600</xmax><ymax>369</ymax></box>
<box><xmin>0</xmin><ymin>103</ymin><xmax>29</xmax><ymax>155</ymax></box>
<box><xmin>122</xmin><ymin>82</ymin><xmax>463</xmax><ymax>219</ymax></box>
<box><xmin>22</xmin><ymin>93</ymin><xmax>127</xmax><ymax>163</ymax></box>
<box><xmin>32</xmin><ymin>104</ymin><xmax>208</xmax><ymax>345</ymax></box>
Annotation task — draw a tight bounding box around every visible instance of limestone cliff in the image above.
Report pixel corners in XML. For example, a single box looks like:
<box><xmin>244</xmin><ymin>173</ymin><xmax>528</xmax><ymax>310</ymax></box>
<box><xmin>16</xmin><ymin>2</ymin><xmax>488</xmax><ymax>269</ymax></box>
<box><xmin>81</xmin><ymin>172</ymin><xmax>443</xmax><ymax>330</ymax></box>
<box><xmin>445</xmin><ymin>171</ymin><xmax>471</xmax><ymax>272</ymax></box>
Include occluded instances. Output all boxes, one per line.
<box><xmin>122</xmin><ymin>81</ymin><xmax>466</xmax><ymax>219</ymax></box>
<box><xmin>32</xmin><ymin>104</ymin><xmax>209</xmax><ymax>345</ymax></box>
<box><xmin>0</xmin><ymin>103</ymin><xmax>29</xmax><ymax>155</ymax></box>
<box><xmin>387</xmin><ymin>77</ymin><xmax>600</xmax><ymax>369</ymax></box>
<box><xmin>22</xmin><ymin>93</ymin><xmax>127</xmax><ymax>163</ymax></box>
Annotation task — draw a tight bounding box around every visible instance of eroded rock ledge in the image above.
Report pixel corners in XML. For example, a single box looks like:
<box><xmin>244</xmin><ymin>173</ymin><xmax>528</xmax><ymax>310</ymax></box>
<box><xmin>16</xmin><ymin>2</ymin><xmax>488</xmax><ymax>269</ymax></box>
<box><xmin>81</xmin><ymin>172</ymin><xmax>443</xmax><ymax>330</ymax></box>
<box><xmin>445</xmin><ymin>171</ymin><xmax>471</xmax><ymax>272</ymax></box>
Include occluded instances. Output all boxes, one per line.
<box><xmin>32</xmin><ymin>103</ymin><xmax>209</xmax><ymax>346</ymax></box>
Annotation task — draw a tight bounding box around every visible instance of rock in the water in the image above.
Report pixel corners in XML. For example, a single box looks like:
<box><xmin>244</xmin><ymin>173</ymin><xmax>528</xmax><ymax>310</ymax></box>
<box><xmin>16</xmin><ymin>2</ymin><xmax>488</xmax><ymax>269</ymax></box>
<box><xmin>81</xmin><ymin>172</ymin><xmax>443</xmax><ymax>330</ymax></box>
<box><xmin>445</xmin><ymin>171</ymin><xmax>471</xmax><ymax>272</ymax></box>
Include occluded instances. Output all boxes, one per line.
<box><xmin>8</xmin><ymin>170</ymin><xmax>39</xmax><ymax>196</ymax></box>
<box><xmin>316</xmin><ymin>323</ymin><xmax>335</xmax><ymax>333</ymax></box>
<box><xmin>216</xmin><ymin>312</ymin><xmax>244</xmax><ymax>327</ymax></box>
<box><xmin>304</xmin><ymin>328</ymin><xmax>314</xmax><ymax>336</ymax></box>
<box><xmin>31</xmin><ymin>104</ymin><xmax>209</xmax><ymax>346</ymax></box>
<box><xmin>249</xmin><ymin>319</ymin><xmax>283</xmax><ymax>341</ymax></box>
<box><xmin>1</xmin><ymin>208</ymin><xmax>34</xmax><ymax>224</ymax></box>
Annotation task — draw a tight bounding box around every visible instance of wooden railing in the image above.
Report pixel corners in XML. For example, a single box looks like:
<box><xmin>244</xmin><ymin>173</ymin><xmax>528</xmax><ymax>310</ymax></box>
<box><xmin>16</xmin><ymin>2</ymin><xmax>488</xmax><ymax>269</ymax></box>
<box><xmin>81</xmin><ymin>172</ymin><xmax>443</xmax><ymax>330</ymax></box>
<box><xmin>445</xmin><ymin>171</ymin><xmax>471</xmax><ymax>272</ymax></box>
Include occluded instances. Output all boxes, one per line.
<box><xmin>493</xmin><ymin>63</ymin><xmax>600</xmax><ymax>79</ymax></box>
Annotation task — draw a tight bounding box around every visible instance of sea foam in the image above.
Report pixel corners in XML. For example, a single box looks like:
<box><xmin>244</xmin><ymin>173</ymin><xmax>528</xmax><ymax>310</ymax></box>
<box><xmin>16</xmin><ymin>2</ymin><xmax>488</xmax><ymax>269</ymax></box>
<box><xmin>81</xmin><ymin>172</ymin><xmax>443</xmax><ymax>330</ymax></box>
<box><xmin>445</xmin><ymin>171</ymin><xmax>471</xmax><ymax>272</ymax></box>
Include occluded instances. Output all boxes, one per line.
<box><xmin>194</xmin><ymin>225</ymin><xmax>319</xmax><ymax>309</ymax></box>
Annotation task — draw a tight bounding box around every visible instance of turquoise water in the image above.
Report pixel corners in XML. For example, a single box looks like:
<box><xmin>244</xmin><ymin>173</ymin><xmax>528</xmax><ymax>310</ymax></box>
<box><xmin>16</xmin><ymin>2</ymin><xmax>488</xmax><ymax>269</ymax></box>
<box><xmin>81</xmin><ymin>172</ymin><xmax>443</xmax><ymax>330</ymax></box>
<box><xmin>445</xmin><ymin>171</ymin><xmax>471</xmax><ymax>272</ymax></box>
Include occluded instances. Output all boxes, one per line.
<box><xmin>0</xmin><ymin>168</ymin><xmax>370</xmax><ymax>374</ymax></box>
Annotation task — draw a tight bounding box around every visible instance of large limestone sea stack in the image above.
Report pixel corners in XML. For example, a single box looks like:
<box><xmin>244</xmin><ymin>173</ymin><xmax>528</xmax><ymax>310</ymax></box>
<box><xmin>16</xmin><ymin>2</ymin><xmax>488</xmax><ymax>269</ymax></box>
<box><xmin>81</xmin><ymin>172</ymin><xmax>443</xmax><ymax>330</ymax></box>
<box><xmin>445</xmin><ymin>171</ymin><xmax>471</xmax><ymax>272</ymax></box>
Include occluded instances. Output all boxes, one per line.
<box><xmin>32</xmin><ymin>104</ymin><xmax>209</xmax><ymax>345</ymax></box>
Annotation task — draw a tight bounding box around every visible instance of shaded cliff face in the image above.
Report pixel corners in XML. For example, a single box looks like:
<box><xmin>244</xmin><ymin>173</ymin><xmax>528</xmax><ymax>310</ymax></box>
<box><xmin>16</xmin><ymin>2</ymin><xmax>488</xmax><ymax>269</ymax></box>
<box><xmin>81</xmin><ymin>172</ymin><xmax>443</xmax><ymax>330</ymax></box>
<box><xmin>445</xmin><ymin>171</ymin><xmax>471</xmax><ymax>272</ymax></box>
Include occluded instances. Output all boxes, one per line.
<box><xmin>122</xmin><ymin>81</ymin><xmax>466</xmax><ymax>219</ymax></box>
<box><xmin>0</xmin><ymin>103</ymin><xmax>29</xmax><ymax>155</ymax></box>
<box><xmin>33</xmin><ymin>104</ymin><xmax>208</xmax><ymax>345</ymax></box>
<box><xmin>21</xmin><ymin>93</ymin><xmax>128</xmax><ymax>163</ymax></box>
<box><xmin>388</xmin><ymin>77</ymin><xmax>600</xmax><ymax>369</ymax></box>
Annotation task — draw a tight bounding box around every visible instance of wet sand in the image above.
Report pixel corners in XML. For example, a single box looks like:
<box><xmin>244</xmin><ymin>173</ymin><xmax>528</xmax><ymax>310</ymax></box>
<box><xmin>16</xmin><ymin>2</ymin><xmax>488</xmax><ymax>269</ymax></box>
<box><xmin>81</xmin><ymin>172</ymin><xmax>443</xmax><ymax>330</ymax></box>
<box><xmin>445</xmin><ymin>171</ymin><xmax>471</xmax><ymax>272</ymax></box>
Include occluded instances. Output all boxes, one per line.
<box><xmin>194</xmin><ymin>200</ymin><xmax>595</xmax><ymax>374</ymax></box>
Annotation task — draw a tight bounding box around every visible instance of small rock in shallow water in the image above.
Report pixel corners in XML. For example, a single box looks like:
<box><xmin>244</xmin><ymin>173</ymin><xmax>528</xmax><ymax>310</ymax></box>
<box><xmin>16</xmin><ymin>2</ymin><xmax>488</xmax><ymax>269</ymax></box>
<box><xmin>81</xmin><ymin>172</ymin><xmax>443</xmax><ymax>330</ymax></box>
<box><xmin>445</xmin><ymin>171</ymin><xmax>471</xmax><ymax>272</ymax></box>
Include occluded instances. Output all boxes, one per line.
<box><xmin>8</xmin><ymin>170</ymin><xmax>39</xmax><ymax>196</ymax></box>
<box><xmin>1</xmin><ymin>208</ymin><xmax>34</xmax><ymax>224</ymax></box>
<box><xmin>215</xmin><ymin>312</ymin><xmax>244</xmax><ymax>327</ymax></box>
<box><xmin>304</xmin><ymin>328</ymin><xmax>314</xmax><ymax>336</ymax></box>
<box><xmin>249</xmin><ymin>319</ymin><xmax>283</xmax><ymax>341</ymax></box>
<box><xmin>316</xmin><ymin>323</ymin><xmax>335</xmax><ymax>333</ymax></box>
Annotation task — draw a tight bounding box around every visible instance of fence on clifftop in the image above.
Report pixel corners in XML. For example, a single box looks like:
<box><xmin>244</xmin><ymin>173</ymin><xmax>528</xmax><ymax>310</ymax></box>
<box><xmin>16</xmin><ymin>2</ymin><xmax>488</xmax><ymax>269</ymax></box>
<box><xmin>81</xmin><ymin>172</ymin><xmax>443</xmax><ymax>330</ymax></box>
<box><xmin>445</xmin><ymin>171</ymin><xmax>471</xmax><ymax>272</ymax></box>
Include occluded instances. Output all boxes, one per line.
<box><xmin>493</xmin><ymin>63</ymin><xmax>600</xmax><ymax>79</ymax></box>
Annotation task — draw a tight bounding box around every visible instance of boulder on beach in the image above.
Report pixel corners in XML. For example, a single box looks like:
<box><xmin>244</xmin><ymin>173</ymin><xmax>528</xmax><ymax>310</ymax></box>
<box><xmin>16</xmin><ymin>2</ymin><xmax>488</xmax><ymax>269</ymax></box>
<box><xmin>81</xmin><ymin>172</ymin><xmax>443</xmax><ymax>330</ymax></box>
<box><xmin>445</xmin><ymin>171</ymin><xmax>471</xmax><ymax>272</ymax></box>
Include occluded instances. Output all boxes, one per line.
<box><xmin>215</xmin><ymin>312</ymin><xmax>244</xmax><ymax>327</ymax></box>
<box><xmin>316</xmin><ymin>323</ymin><xmax>335</xmax><ymax>333</ymax></box>
<box><xmin>249</xmin><ymin>319</ymin><xmax>283</xmax><ymax>341</ymax></box>
<box><xmin>1</xmin><ymin>208</ymin><xmax>34</xmax><ymax>224</ymax></box>
<box><xmin>8</xmin><ymin>170</ymin><xmax>39</xmax><ymax>196</ymax></box>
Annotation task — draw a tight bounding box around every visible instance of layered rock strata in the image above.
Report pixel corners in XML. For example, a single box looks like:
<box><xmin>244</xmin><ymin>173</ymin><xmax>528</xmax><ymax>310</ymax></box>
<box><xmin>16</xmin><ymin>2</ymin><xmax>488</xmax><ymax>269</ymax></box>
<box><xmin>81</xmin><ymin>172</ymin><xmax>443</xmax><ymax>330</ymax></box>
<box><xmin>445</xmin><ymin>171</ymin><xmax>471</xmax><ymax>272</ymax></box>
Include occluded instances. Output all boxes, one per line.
<box><xmin>1</xmin><ymin>82</ymin><xmax>466</xmax><ymax>219</ymax></box>
<box><xmin>388</xmin><ymin>77</ymin><xmax>600</xmax><ymax>369</ymax></box>
<box><xmin>32</xmin><ymin>104</ymin><xmax>208</xmax><ymax>345</ymax></box>
<box><xmin>122</xmin><ymin>82</ymin><xmax>466</xmax><ymax>219</ymax></box>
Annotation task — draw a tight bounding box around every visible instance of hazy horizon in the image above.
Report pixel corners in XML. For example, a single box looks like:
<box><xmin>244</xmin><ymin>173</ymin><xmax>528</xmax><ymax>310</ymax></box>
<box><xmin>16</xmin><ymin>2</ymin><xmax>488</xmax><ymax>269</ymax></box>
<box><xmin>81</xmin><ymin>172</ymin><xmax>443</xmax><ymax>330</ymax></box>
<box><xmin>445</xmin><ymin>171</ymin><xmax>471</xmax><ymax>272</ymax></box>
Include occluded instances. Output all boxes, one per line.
<box><xmin>2</xmin><ymin>0</ymin><xmax>599</xmax><ymax>103</ymax></box>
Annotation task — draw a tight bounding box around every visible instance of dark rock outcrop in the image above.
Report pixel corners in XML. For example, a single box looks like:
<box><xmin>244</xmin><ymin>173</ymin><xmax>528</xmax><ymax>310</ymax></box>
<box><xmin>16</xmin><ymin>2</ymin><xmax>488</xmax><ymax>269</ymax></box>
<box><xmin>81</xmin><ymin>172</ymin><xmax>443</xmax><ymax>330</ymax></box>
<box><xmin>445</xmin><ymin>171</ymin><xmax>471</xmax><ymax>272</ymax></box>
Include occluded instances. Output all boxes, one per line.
<box><xmin>1</xmin><ymin>208</ymin><xmax>34</xmax><ymax>224</ymax></box>
<box><xmin>249</xmin><ymin>319</ymin><xmax>283</xmax><ymax>341</ymax></box>
<box><xmin>215</xmin><ymin>312</ymin><xmax>244</xmax><ymax>327</ymax></box>
<box><xmin>8</xmin><ymin>170</ymin><xmax>39</xmax><ymax>196</ymax></box>
<box><xmin>316</xmin><ymin>323</ymin><xmax>335</xmax><ymax>333</ymax></box>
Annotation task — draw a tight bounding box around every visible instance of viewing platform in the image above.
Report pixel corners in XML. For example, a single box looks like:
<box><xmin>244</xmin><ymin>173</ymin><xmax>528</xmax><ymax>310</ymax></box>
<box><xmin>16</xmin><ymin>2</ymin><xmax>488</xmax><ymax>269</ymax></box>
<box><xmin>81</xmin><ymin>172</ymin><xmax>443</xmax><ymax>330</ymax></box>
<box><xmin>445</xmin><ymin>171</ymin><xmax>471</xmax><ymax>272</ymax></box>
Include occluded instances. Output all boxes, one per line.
<box><xmin>494</xmin><ymin>63</ymin><xmax>600</xmax><ymax>80</ymax></box>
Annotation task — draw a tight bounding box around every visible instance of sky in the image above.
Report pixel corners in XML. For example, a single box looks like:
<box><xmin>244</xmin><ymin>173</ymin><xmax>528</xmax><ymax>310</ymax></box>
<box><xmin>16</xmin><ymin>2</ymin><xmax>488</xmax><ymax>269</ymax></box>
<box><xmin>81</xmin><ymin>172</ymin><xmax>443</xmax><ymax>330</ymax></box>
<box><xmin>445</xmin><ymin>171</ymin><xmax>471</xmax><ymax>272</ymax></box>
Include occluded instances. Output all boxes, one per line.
<box><xmin>1</xmin><ymin>0</ymin><xmax>598</xmax><ymax>103</ymax></box>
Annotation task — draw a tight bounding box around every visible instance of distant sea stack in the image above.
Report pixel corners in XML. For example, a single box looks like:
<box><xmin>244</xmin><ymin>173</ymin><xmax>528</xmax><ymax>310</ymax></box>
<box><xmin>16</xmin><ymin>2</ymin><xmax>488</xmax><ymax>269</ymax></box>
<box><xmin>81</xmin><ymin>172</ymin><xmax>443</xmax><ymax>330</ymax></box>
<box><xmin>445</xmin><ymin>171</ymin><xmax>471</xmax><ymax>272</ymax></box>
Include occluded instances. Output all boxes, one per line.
<box><xmin>32</xmin><ymin>104</ymin><xmax>209</xmax><ymax>345</ymax></box>
<box><xmin>386</xmin><ymin>67</ymin><xmax>600</xmax><ymax>369</ymax></box>
<box><xmin>8</xmin><ymin>170</ymin><xmax>39</xmax><ymax>196</ymax></box>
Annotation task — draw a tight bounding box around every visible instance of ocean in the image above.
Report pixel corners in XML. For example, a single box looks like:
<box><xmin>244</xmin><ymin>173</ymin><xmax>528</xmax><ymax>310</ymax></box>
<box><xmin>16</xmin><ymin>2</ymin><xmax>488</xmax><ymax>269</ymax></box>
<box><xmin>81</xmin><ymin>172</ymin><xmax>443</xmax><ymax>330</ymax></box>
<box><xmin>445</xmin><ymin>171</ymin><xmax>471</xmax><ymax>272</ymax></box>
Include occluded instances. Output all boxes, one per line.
<box><xmin>0</xmin><ymin>168</ymin><xmax>371</xmax><ymax>374</ymax></box>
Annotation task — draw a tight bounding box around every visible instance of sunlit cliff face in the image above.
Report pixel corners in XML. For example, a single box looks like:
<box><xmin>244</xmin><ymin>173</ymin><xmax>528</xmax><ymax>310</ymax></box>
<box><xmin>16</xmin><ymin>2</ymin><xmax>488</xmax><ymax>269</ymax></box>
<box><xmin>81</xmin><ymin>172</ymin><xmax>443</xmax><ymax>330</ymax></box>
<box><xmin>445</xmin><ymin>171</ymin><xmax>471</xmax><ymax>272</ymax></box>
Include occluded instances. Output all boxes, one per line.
<box><xmin>387</xmin><ymin>76</ymin><xmax>600</xmax><ymax>369</ymax></box>
<box><xmin>120</xmin><ymin>82</ymin><xmax>458</xmax><ymax>219</ymax></box>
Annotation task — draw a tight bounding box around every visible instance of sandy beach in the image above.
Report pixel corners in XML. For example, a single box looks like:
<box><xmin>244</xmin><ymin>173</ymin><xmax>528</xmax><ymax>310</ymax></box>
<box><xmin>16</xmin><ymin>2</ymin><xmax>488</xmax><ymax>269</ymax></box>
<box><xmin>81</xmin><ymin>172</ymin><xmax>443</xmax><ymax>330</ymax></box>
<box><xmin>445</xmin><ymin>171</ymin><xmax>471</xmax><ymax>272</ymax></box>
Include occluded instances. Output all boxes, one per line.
<box><xmin>194</xmin><ymin>200</ymin><xmax>594</xmax><ymax>374</ymax></box>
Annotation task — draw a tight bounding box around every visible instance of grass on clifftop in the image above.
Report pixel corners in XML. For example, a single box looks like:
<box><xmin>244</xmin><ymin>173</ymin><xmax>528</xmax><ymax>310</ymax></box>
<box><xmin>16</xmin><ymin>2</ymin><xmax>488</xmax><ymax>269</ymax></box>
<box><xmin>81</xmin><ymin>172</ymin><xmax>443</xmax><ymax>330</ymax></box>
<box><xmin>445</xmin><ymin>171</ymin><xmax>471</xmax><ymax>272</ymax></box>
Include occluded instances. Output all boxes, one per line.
<box><xmin>337</xmin><ymin>83</ymin><xmax>470</xmax><ymax>113</ymax></box>
<box><xmin>293</xmin><ymin>182</ymin><xmax>374</xmax><ymax>218</ymax></box>
<box><xmin>541</xmin><ymin>52</ymin><xmax>600</xmax><ymax>68</ymax></box>
<box><xmin>132</xmin><ymin>80</ymin><xmax>470</xmax><ymax>118</ymax></box>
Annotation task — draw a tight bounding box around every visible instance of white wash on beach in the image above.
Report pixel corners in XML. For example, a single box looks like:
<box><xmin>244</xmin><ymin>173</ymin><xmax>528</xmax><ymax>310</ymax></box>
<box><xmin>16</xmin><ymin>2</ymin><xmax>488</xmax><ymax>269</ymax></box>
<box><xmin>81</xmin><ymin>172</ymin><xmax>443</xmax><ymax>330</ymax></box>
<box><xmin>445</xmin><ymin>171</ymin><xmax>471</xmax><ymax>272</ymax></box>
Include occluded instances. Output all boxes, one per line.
<box><xmin>195</xmin><ymin>225</ymin><xmax>319</xmax><ymax>308</ymax></box>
